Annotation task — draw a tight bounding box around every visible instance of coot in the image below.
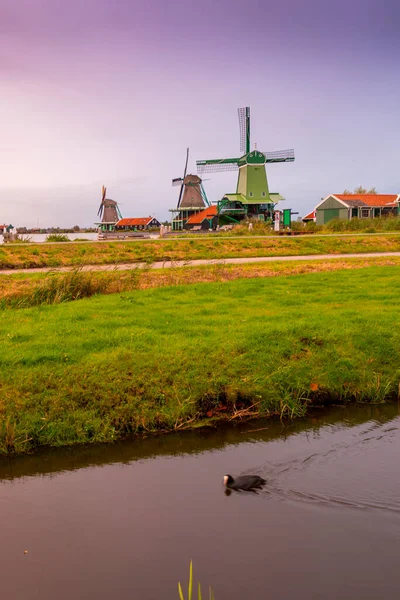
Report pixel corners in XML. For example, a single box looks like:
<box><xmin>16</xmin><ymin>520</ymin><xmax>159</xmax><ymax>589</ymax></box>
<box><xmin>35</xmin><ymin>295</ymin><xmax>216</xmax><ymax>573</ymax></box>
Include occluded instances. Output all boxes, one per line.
<box><xmin>223</xmin><ymin>474</ymin><xmax>266</xmax><ymax>491</ymax></box>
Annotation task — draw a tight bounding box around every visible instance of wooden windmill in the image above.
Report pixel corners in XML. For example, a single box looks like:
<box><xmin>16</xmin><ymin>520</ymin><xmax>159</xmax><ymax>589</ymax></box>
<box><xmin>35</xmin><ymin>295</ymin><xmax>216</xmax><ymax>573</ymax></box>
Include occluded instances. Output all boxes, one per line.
<box><xmin>196</xmin><ymin>107</ymin><xmax>294</xmax><ymax>223</ymax></box>
<box><xmin>170</xmin><ymin>149</ymin><xmax>210</xmax><ymax>230</ymax></box>
<box><xmin>95</xmin><ymin>185</ymin><xmax>122</xmax><ymax>231</ymax></box>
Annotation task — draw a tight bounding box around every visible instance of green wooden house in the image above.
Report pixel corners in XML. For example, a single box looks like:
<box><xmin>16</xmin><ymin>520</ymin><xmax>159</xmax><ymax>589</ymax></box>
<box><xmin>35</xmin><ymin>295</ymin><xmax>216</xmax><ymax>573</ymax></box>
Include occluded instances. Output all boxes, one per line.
<box><xmin>315</xmin><ymin>194</ymin><xmax>400</xmax><ymax>225</ymax></box>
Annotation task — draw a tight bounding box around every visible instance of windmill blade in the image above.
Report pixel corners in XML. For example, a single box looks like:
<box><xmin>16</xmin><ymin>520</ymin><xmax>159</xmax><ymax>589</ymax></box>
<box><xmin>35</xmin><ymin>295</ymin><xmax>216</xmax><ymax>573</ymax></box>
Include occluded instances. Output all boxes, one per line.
<box><xmin>97</xmin><ymin>185</ymin><xmax>106</xmax><ymax>217</ymax></box>
<box><xmin>177</xmin><ymin>183</ymin><xmax>184</xmax><ymax>208</ymax></box>
<box><xmin>172</xmin><ymin>178</ymin><xmax>183</xmax><ymax>187</ymax></box>
<box><xmin>238</xmin><ymin>107</ymin><xmax>250</xmax><ymax>154</ymax></box>
<box><xmin>183</xmin><ymin>147</ymin><xmax>189</xmax><ymax>179</ymax></box>
<box><xmin>177</xmin><ymin>148</ymin><xmax>190</xmax><ymax>208</ymax></box>
<box><xmin>262</xmin><ymin>149</ymin><xmax>295</xmax><ymax>163</ymax></box>
<box><xmin>196</xmin><ymin>158</ymin><xmax>239</xmax><ymax>175</ymax></box>
<box><xmin>197</xmin><ymin>162</ymin><xmax>239</xmax><ymax>174</ymax></box>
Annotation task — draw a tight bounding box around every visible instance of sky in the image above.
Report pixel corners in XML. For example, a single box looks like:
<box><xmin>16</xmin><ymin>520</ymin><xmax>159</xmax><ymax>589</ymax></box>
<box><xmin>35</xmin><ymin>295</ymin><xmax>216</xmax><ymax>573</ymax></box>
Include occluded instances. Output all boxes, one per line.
<box><xmin>1</xmin><ymin>0</ymin><xmax>400</xmax><ymax>228</ymax></box>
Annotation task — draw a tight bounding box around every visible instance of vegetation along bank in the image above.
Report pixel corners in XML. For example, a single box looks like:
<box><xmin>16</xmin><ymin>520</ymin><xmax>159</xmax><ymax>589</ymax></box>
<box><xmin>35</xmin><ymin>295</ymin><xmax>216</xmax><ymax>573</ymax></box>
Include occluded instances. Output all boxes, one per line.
<box><xmin>2</xmin><ymin>233</ymin><xmax>400</xmax><ymax>270</ymax></box>
<box><xmin>0</xmin><ymin>266</ymin><xmax>399</xmax><ymax>455</ymax></box>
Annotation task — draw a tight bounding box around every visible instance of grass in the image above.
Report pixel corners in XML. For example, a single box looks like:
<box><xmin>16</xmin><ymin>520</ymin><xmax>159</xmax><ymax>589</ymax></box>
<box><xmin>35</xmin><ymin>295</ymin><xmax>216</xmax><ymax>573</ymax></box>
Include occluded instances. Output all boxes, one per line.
<box><xmin>0</xmin><ymin>266</ymin><xmax>399</xmax><ymax>455</ymax></box>
<box><xmin>2</xmin><ymin>256</ymin><xmax>400</xmax><ymax>309</ymax></box>
<box><xmin>1</xmin><ymin>233</ymin><xmax>400</xmax><ymax>270</ymax></box>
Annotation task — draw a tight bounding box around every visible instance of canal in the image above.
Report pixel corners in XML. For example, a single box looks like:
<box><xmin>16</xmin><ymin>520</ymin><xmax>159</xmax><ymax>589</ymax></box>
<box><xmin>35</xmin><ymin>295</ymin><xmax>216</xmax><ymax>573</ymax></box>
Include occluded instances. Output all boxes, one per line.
<box><xmin>1</xmin><ymin>404</ymin><xmax>400</xmax><ymax>599</ymax></box>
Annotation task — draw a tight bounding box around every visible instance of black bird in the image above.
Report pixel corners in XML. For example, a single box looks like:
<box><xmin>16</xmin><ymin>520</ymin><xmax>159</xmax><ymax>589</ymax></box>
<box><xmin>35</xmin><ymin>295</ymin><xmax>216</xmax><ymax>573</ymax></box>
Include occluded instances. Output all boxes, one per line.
<box><xmin>223</xmin><ymin>474</ymin><xmax>266</xmax><ymax>491</ymax></box>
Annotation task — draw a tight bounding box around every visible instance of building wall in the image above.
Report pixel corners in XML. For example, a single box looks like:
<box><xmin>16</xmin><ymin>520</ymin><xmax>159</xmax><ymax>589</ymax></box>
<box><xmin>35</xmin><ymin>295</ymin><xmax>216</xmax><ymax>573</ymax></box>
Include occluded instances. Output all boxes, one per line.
<box><xmin>236</xmin><ymin>165</ymin><xmax>270</xmax><ymax>202</ymax></box>
<box><xmin>316</xmin><ymin>196</ymin><xmax>349</xmax><ymax>224</ymax></box>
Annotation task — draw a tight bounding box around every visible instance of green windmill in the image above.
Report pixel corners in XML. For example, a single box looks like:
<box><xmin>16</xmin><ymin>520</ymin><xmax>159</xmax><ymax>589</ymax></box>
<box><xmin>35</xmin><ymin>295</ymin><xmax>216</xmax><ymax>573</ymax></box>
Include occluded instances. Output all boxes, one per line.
<box><xmin>196</xmin><ymin>107</ymin><xmax>295</xmax><ymax>223</ymax></box>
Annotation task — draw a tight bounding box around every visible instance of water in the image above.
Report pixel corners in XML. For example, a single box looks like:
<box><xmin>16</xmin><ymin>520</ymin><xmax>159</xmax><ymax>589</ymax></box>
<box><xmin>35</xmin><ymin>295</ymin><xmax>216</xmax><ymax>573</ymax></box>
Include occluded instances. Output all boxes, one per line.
<box><xmin>17</xmin><ymin>233</ymin><xmax>100</xmax><ymax>243</ymax></box>
<box><xmin>1</xmin><ymin>404</ymin><xmax>400</xmax><ymax>599</ymax></box>
<box><xmin>1</xmin><ymin>233</ymin><xmax>159</xmax><ymax>243</ymax></box>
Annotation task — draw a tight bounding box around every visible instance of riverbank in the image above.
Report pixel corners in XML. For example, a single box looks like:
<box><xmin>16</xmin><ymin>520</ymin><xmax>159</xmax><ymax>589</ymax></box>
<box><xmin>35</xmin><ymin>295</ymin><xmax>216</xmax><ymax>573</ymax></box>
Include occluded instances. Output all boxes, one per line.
<box><xmin>0</xmin><ymin>266</ymin><xmax>399</xmax><ymax>455</ymax></box>
<box><xmin>2</xmin><ymin>233</ymin><xmax>400</xmax><ymax>270</ymax></box>
<box><xmin>1</xmin><ymin>255</ymin><xmax>400</xmax><ymax>308</ymax></box>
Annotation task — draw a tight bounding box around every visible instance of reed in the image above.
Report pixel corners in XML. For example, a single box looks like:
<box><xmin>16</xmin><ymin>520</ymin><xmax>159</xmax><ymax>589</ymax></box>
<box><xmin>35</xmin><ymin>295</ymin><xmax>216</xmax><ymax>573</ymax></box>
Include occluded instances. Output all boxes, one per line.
<box><xmin>178</xmin><ymin>562</ymin><xmax>215</xmax><ymax>600</ymax></box>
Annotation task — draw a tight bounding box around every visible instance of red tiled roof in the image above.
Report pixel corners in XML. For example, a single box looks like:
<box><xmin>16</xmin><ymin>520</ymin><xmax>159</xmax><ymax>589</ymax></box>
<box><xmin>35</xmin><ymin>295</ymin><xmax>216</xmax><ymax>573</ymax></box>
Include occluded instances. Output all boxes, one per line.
<box><xmin>334</xmin><ymin>194</ymin><xmax>399</xmax><ymax>207</ymax></box>
<box><xmin>302</xmin><ymin>210</ymin><xmax>316</xmax><ymax>220</ymax></box>
<box><xmin>186</xmin><ymin>206</ymin><xmax>217</xmax><ymax>225</ymax></box>
<box><xmin>116</xmin><ymin>217</ymin><xmax>154</xmax><ymax>226</ymax></box>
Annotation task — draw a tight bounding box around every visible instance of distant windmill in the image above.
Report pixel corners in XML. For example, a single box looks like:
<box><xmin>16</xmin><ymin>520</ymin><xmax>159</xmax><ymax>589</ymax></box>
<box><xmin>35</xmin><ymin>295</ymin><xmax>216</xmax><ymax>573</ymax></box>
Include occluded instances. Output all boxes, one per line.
<box><xmin>95</xmin><ymin>185</ymin><xmax>122</xmax><ymax>231</ymax></box>
<box><xmin>97</xmin><ymin>185</ymin><xmax>122</xmax><ymax>222</ymax></box>
<box><xmin>172</xmin><ymin>148</ymin><xmax>209</xmax><ymax>210</ymax></box>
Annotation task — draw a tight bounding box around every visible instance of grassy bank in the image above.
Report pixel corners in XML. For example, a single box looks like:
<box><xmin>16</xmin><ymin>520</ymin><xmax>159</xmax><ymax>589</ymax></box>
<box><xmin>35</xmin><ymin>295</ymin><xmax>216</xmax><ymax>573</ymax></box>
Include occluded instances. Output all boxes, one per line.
<box><xmin>2</xmin><ymin>234</ymin><xmax>400</xmax><ymax>270</ymax></box>
<box><xmin>0</xmin><ymin>266</ymin><xmax>399</xmax><ymax>455</ymax></box>
<box><xmin>224</xmin><ymin>216</ymin><xmax>400</xmax><ymax>236</ymax></box>
<box><xmin>1</xmin><ymin>256</ymin><xmax>400</xmax><ymax>308</ymax></box>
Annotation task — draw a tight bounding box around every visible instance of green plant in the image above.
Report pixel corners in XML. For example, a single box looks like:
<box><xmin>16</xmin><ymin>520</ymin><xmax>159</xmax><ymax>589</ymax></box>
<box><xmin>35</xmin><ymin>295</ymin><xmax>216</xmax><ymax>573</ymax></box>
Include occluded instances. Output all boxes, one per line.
<box><xmin>178</xmin><ymin>561</ymin><xmax>215</xmax><ymax>600</ymax></box>
<box><xmin>45</xmin><ymin>233</ymin><xmax>71</xmax><ymax>242</ymax></box>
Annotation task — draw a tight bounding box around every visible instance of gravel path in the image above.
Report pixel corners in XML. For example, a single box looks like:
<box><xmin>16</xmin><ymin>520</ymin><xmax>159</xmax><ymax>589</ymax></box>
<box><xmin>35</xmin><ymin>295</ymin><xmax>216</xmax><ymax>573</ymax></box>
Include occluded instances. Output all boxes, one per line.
<box><xmin>1</xmin><ymin>251</ymin><xmax>400</xmax><ymax>275</ymax></box>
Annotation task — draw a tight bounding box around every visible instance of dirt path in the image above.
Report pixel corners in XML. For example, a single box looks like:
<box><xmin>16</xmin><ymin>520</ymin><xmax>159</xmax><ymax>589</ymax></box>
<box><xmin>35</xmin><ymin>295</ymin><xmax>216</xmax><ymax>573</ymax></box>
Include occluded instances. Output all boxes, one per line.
<box><xmin>1</xmin><ymin>251</ymin><xmax>400</xmax><ymax>275</ymax></box>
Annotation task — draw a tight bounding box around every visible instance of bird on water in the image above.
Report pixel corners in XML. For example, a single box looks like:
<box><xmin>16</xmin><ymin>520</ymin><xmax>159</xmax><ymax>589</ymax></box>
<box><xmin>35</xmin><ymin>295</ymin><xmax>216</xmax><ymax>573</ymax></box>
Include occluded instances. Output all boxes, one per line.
<box><xmin>223</xmin><ymin>474</ymin><xmax>266</xmax><ymax>491</ymax></box>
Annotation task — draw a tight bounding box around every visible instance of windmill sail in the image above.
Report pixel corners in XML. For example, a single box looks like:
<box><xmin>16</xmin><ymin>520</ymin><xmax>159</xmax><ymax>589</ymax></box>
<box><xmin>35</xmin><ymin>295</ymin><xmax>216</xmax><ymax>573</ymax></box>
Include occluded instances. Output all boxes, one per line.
<box><xmin>97</xmin><ymin>185</ymin><xmax>106</xmax><ymax>217</ymax></box>
<box><xmin>238</xmin><ymin>107</ymin><xmax>250</xmax><ymax>154</ymax></box>
<box><xmin>176</xmin><ymin>148</ymin><xmax>189</xmax><ymax>208</ymax></box>
<box><xmin>196</xmin><ymin>158</ymin><xmax>239</xmax><ymax>174</ymax></box>
<box><xmin>262</xmin><ymin>149</ymin><xmax>295</xmax><ymax>163</ymax></box>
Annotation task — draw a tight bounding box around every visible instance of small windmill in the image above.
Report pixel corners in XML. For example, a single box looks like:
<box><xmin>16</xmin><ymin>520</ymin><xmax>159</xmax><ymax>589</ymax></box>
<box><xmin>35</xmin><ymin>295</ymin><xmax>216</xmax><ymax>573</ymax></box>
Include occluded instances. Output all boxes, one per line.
<box><xmin>196</xmin><ymin>107</ymin><xmax>294</xmax><ymax>222</ymax></box>
<box><xmin>95</xmin><ymin>185</ymin><xmax>122</xmax><ymax>231</ymax></box>
<box><xmin>170</xmin><ymin>149</ymin><xmax>210</xmax><ymax>230</ymax></box>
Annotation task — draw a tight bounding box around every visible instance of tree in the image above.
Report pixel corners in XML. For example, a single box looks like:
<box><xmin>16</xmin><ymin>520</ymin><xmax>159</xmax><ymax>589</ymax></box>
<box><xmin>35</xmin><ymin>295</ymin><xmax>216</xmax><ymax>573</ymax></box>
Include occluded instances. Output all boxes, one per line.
<box><xmin>354</xmin><ymin>186</ymin><xmax>367</xmax><ymax>194</ymax></box>
<box><xmin>343</xmin><ymin>186</ymin><xmax>378</xmax><ymax>195</ymax></box>
<box><xmin>73</xmin><ymin>225</ymin><xmax>80</xmax><ymax>231</ymax></box>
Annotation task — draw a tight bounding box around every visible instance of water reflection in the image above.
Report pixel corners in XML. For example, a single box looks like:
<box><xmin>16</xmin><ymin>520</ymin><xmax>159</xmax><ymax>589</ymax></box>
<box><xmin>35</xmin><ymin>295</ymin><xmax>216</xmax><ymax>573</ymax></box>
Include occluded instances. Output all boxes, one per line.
<box><xmin>1</xmin><ymin>403</ymin><xmax>400</xmax><ymax>600</ymax></box>
<box><xmin>1</xmin><ymin>403</ymin><xmax>398</xmax><ymax>482</ymax></box>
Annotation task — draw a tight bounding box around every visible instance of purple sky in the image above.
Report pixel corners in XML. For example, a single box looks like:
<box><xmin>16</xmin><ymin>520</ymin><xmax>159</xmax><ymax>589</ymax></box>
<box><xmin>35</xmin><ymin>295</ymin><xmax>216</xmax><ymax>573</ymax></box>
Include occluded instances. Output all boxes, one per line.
<box><xmin>1</xmin><ymin>0</ymin><xmax>400</xmax><ymax>227</ymax></box>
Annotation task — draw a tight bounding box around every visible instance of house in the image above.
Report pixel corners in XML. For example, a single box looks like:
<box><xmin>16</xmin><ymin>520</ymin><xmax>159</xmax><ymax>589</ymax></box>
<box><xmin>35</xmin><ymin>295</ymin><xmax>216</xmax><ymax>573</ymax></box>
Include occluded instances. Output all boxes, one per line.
<box><xmin>184</xmin><ymin>205</ymin><xmax>218</xmax><ymax>231</ymax></box>
<box><xmin>0</xmin><ymin>224</ymin><xmax>14</xmax><ymax>234</ymax></box>
<box><xmin>314</xmin><ymin>194</ymin><xmax>400</xmax><ymax>225</ymax></box>
<box><xmin>115</xmin><ymin>217</ymin><xmax>161</xmax><ymax>231</ymax></box>
<box><xmin>301</xmin><ymin>210</ymin><xmax>316</xmax><ymax>223</ymax></box>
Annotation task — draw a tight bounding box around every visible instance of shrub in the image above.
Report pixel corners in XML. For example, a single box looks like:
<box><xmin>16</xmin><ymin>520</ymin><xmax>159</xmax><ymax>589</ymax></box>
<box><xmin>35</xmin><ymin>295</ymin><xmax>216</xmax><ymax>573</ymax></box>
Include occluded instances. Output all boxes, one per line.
<box><xmin>46</xmin><ymin>234</ymin><xmax>71</xmax><ymax>242</ymax></box>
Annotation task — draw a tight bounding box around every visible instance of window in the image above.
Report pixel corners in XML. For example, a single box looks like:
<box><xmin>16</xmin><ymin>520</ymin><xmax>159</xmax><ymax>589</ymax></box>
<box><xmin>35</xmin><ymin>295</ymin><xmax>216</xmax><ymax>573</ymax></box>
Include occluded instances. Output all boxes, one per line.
<box><xmin>261</xmin><ymin>192</ymin><xmax>266</xmax><ymax>197</ymax></box>
<box><xmin>361</xmin><ymin>209</ymin><xmax>370</xmax><ymax>218</ymax></box>
<box><xmin>249</xmin><ymin>192</ymin><xmax>253</xmax><ymax>197</ymax></box>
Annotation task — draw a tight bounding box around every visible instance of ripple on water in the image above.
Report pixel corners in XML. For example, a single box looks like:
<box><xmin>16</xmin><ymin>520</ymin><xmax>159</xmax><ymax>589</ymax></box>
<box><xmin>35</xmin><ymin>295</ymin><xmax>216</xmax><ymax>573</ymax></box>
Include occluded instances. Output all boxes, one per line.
<box><xmin>241</xmin><ymin>416</ymin><xmax>400</xmax><ymax>515</ymax></box>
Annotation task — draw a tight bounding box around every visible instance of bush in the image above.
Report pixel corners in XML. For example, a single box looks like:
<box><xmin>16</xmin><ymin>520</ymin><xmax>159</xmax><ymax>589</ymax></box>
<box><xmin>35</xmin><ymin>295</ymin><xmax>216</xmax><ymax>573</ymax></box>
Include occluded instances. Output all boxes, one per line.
<box><xmin>45</xmin><ymin>233</ymin><xmax>71</xmax><ymax>242</ymax></box>
<box><xmin>325</xmin><ymin>216</ymin><xmax>400</xmax><ymax>233</ymax></box>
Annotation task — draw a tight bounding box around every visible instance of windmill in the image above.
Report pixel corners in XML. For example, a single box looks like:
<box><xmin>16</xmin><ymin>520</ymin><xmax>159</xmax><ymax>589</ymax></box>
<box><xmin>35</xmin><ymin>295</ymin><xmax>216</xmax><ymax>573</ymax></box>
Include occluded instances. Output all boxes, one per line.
<box><xmin>196</xmin><ymin>107</ymin><xmax>294</xmax><ymax>223</ymax></box>
<box><xmin>170</xmin><ymin>149</ymin><xmax>210</xmax><ymax>230</ymax></box>
<box><xmin>95</xmin><ymin>185</ymin><xmax>122</xmax><ymax>231</ymax></box>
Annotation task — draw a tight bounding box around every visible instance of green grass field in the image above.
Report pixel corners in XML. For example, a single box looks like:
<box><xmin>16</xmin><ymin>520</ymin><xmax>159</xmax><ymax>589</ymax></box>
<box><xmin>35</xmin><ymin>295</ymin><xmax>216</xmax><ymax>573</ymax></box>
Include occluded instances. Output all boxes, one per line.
<box><xmin>0</xmin><ymin>266</ymin><xmax>399</xmax><ymax>455</ymax></box>
<box><xmin>2</xmin><ymin>233</ymin><xmax>400</xmax><ymax>270</ymax></box>
<box><xmin>2</xmin><ymin>255</ymin><xmax>400</xmax><ymax>309</ymax></box>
